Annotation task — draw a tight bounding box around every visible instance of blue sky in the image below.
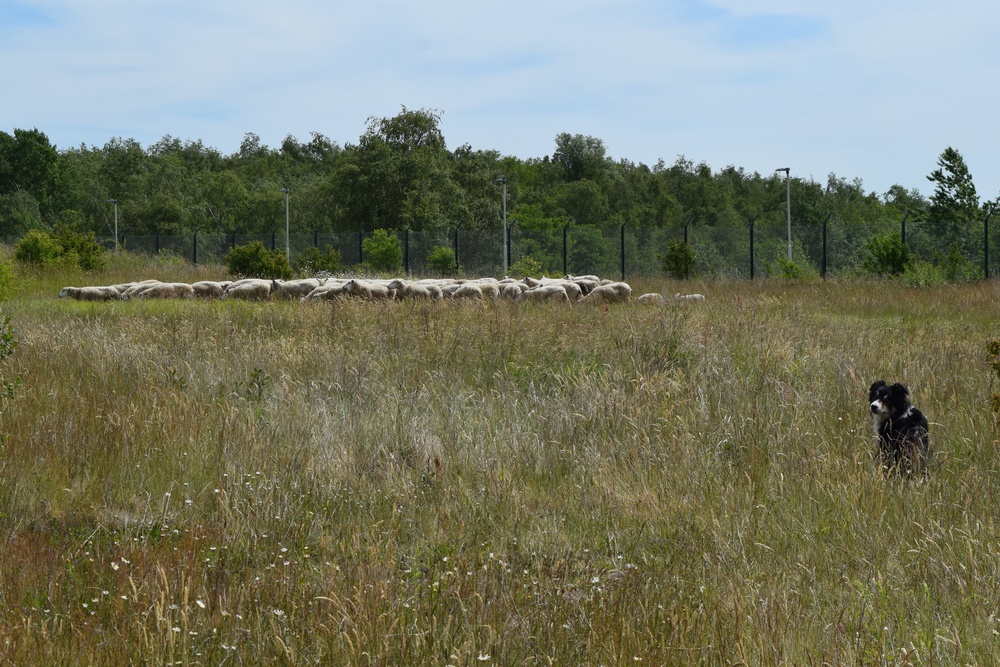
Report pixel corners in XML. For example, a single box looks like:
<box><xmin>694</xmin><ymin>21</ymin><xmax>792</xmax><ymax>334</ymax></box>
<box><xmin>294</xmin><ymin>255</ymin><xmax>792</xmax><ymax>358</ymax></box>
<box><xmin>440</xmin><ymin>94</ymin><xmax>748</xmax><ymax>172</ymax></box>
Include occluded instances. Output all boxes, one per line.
<box><xmin>2</xmin><ymin>0</ymin><xmax>997</xmax><ymax>199</ymax></box>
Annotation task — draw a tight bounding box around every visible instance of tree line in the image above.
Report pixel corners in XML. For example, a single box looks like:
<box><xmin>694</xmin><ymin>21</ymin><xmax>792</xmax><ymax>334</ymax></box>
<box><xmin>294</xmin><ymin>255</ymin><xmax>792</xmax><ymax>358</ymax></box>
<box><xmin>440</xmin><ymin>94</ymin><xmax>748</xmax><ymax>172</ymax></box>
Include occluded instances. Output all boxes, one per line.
<box><xmin>0</xmin><ymin>107</ymin><xmax>993</xmax><ymax>259</ymax></box>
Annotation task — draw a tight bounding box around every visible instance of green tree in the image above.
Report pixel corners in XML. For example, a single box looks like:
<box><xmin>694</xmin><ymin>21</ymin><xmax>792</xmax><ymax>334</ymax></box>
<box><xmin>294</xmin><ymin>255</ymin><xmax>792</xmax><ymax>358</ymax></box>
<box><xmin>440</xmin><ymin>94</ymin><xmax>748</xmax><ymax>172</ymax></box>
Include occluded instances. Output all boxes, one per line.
<box><xmin>362</xmin><ymin>228</ymin><xmax>403</xmax><ymax>272</ymax></box>
<box><xmin>225</xmin><ymin>241</ymin><xmax>293</xmax><ymax>279</ymax></box>
<box><xmin>0</xmin><ymin>128</ymin><xmax>59</xmax><ymax>218</ymax></box>
<box><xmin>926</xmin><ymin>147</ymin><xmax>979</xmax><ymax>247</ymax></box>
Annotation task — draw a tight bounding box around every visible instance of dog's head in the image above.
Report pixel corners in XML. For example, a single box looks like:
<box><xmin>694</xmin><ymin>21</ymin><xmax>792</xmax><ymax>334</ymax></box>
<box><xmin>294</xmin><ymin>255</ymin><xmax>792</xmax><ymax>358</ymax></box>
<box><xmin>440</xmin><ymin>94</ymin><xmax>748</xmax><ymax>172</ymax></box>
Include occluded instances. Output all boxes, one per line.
<box><xmin>869</xmin><ymin>380</ymin><xmax>911</xmax><ymax>422</ymax></box>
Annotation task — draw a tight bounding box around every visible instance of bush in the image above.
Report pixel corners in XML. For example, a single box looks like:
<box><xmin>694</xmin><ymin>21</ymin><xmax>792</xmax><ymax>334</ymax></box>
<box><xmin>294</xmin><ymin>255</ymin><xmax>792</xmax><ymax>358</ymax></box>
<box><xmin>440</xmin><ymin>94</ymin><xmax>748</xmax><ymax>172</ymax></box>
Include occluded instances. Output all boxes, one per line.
<box><xmin>659</xmin><ymin>240</ymin><xmax>697</xmax><ymax>279</ymax></box>
<box><xmin>362</xmin><ymin>229</ymin><xmax>403</xmax><ymax>273</ymax></box>
<box><xmin>14</xmin><ymin>230</ymin><xmax>63</xmax><ymax>265</ymax></box>
<box><xmin>294</xmin><ymin>245</ymin><xmax>342</xmax><ymax>275</ymax></box>
<box><xmin>0</xmin><ymin>261</ymin><xmax>14</xmax><ymax>301</ymax></box>
<box><xmin>13</xmin><ymin>225</ymin><xmax>106</xmax><ymax>271</ymax></box>
<box><xmin>225</xmin><ymin>241</ymin><xmax>293</xmax><ymax>279</ymax></box>
<box><xmin>903</xmin><ymin>260</ymin><xmax>945</xmax><ymax>288</ymax></box>
<box><xmin>863</xmin><ymin>232</ymin><xmax>912</xmax><ymax>276</ymax></box>
<box><xmin>426</xmin><ymin>246</ymin><xmax>459</xmax><ymax>276</ymax></box>
<box><xmin>509</xmin><ymin>255</ymin><xmax>543</xmax><ymax>279</ymax></box>
<box><xmin>936</xmin><ymin>242</ymin><xmax>981</xmax><ymax>282</ymax></box>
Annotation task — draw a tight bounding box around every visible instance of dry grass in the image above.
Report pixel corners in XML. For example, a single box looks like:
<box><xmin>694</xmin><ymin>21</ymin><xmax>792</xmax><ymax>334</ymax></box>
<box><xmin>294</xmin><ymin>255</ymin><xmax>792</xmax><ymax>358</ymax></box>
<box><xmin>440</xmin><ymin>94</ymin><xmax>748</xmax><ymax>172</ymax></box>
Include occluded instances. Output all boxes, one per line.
<box><xmin>1</xmin><ymin>264</ymin><xmax>1000</xmax><ymax>664</ymax></box>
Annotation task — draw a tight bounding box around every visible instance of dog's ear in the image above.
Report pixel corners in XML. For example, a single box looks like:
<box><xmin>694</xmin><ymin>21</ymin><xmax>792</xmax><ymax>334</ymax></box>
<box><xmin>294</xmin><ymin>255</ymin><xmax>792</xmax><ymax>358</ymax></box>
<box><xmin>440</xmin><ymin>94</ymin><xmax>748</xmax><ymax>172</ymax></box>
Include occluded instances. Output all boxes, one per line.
<box><xmin>892</xmin><ymin>383</ymin><xmax>909</xmax><ymax>396</ymax></box>
<box><xmin>869</xmin><ymin>380</ymin><xmax>886</xmax><ymax>395</ymax></box>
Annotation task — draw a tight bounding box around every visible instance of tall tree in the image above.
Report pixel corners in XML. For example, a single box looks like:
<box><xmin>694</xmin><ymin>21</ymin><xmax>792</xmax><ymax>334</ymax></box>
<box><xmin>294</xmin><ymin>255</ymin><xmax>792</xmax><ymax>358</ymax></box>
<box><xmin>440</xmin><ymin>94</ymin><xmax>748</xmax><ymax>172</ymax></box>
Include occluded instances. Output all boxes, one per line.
<box><xmin>926</xmin><ymin>147</ymin><xmax>979</xmax><ymax>244</ymax></box>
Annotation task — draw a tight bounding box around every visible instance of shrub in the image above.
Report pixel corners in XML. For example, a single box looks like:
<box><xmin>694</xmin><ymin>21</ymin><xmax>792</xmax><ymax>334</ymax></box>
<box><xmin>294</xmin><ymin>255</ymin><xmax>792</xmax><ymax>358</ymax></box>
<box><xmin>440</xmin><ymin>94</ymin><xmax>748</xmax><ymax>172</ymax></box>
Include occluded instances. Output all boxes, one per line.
<box><xmin>936</xmin><ymin>242</ymin><xmax>981</xmax><ymax>282</ymax></box>
<box><xmin>903</xmin><ymin>260</ymin><xmax>945</xmax><ymax>288</ymax></box>
<box><xmin>13</xmin><ymin>225</ymin><xmax>106</xmax><ymax>271</ymax></box>
<box><xmin>426</xmin><ymin>246</ymin><xmax>459</xmax><ymax>276</ymax></box>
<box><xmin>863</xmin><ymin>232</ymin><xmax>912</xmax><ymax>276</ymax></box>
<box><xmin>509</xmin><ymin>255</ymin><xmax>543</xmax><ymax>279</ymax></box>
<box><xmin>0</xmin><ymin>260</ymin><xmax>15</xmax><ymax>301</ymax></box>
<box><xmin>362</xmin><ymin>229</ymin><xmax>403</xmax><ymax>273</ymax></box>
<box><xmin>225</xmin><ymin>241</ymin><xmax>293</xmax><ymax>279</ymax></box>
<box><xmin>294</xmin><ymin>245</ymin><xmax>342</xmax><ymax>275</ymax></box>
<box><xmin>659</xmin><ymin>240</ymin><xmax>697</xmax><ymax>279</ymax></box>
<box><xmin>14</xmin><ymin>230</ymin><xmax>63</xmax><ymax>265</ymax></box>
<box><xmin>767</xmin><ymin>257</ymin><xmax>814</xmax><ymax>279</ymax></box>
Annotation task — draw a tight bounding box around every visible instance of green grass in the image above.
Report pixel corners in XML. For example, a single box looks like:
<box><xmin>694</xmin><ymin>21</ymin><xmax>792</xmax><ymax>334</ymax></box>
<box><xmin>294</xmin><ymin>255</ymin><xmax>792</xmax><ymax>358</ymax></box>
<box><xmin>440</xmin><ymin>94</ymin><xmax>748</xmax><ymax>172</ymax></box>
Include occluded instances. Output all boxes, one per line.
<box><xmin>1</xmin><ymin>264</ymin><xmax>1000</xmax><ymax>664</ymax></box>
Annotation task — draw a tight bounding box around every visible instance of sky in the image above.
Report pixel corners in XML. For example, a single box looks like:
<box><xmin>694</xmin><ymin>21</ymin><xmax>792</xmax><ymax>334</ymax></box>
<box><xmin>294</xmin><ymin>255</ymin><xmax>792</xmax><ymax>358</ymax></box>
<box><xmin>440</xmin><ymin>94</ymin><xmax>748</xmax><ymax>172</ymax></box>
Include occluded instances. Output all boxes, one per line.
<box><xmin>2</xmin><ymin>0</ymin><xmax>997</xmax><ymax>199</ymax></box>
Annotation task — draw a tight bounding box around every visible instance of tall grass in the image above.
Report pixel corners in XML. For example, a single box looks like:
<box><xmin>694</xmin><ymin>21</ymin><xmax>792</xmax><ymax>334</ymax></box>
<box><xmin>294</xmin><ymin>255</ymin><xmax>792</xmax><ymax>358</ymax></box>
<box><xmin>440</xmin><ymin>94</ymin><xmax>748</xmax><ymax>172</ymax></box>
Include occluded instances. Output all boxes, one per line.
<box><xmin>1</xmin><ymin>267</ymin><xmax>1000</xmax><ymax>664</ymax></box>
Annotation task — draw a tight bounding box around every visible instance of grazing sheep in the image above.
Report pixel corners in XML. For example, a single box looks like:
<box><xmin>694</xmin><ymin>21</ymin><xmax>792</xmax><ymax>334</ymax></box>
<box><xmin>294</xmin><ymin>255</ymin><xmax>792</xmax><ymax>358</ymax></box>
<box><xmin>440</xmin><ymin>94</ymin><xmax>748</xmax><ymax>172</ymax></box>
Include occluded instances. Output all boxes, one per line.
<box><xmin>675</xmin><ymin>293</ymin><xmax>706</xmax><ymax>301</ymax></box>
<box><xmin>500</xmin><ymin>283</ymin><xmax>524</xmax><ymax>300</ymax></box>
<box><xmin>342</xmin><ymin>279</ymin><xmax>391</xmax><ymax>300</ymax></box>
<box><xmin>516</xmin><ymin>284</ymin><xmax>570</xmax><ymax>304</ymax></box>
<box><xmin>134</xmin><ymin>282</ymin><xmax>196</xmax><ymax>299</ymax></box>
<box><xmin>303</xmin><ymin>280</ymin><xmax>348</xmax><ymax>302</ymax></box>
<box><xmin>580</xmin><ymin>281</ymin><xmax>633</xmax><ymax>305</ymax></box>
<box><xmin>191</xmin><ymin>280</ymin><xmax>230</xmax><ymax>299</ymax></box>
<box><xmin>222</xmin><ymin>279</ymin><xmax>272</xmax><ymax>301</ymax></box>
<box><xmin>120</xmin><ymin>280</ymin><xmax>163</xmax><ymax>299</ymax></box>
<box><xmin>271</xmin><ymin>278</ymin><xmax>323</xmax><ymax>300</ymax></box>
<box><xmin>450</xmin><ymin>283</ymin><xmax>484</xmax><ymax>300</ymax></box>
<box><xmin>58</xmin><ymin>285</ymin><xmax>122</xmax><ymax>301</ymax></box>
<box><xmin>474</xmin><ymin>282</ymin><xmax>501</xmax><ymax>299</ymax></box>
<box><xmin>637</xmin><ymin>293</ymin><xmax>667</xmax><ymax>305</ymax></box>
<box><xmin>386</xmin><ymin>278</ymin><xmax>441</xmax><ymax>300</ymax></box>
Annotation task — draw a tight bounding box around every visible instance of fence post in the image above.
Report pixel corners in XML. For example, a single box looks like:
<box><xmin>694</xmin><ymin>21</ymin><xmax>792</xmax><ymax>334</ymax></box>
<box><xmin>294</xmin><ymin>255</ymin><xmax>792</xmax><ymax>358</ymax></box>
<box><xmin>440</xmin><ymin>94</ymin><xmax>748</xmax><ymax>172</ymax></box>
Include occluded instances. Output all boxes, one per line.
<box><xmin>986</xmin><ymin>205</ymin><xmax>994</xmax><ymax>279</ymax></box>
<box><xmin>901</xmin><ymin>210</ymin><xmax>910</xmax><ymax>246</ymax></box>
<box><xmin>314</xmin><ymin>229</ymin><xmax>319</xmax><ymax>248</ymax></box>
<box><xmin>620</xmin><ymin>223</ymin><xmax>626</xmax><ymax>282</ymax></box>
<box><xmin>821</xmin><ymin>212</ymin><xmax>832</xmax><ymax>279</ymax></box>
<box><xmin>155</xmin><ymin>232</ymin><xmax>160</xmax><ymax>255</ymax></box>
<box><xmin>749</xmin><ymin>218</ymin><xmax>755</xmax><ymax>280</ymax></box>
<box><xmin>358</xmin><ymin>230</ymin><xmax>364</xmax><ymax>266</ymax></box>
<box><xmin>404</xmin><ymin>228</ymin><xmax>410</xmax><ymax>275</ymax></box>
<box><xmin>193</xmin><ymin>229</ymin><xmax>198</xmax><ymax>265</ymax></box>
<box><xmin>453</xmin><ymin>225</ymin><xmax>460</xmax><ymax>269</ymax></box>
<box><xmin>507</xmin><ymin>221</ymin><xmax>516</xmax><ymax>273</ymax></box>
<box><xmin>563</xmin><ymin>223</ymin><xmax>569</xmax><ymax>276</ymax></box>
<box><xmin>271</xmin><ymin>232</ymin><xmax>276</xmax><ymax>251</ymax></box>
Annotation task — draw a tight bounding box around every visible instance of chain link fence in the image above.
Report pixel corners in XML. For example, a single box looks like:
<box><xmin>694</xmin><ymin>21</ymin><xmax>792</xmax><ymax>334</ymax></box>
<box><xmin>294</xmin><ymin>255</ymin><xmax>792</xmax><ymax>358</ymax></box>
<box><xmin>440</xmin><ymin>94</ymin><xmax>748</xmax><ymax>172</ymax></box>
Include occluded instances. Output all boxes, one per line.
<box><xmin>4</xmin><ymin>217</ymin><xmax>995</xmax><ymax>279</ymax></box>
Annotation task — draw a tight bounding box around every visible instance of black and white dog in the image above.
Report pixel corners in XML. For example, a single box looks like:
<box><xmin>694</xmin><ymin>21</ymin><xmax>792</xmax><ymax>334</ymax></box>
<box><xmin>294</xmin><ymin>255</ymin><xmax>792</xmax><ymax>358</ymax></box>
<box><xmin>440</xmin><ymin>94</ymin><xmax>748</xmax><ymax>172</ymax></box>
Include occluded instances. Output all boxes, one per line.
<box><xmin>868</xmin><ymin>380</ymin><xmax>930</xmax><ymax>474</ymax></box>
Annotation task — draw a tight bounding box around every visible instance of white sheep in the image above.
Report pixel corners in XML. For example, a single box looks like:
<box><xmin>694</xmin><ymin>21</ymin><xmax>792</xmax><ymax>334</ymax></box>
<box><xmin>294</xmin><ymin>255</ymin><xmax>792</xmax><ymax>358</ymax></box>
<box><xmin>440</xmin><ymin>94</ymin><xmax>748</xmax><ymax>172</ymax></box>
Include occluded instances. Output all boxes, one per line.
<box><xmin>500</xmin><ymin>283</ymin><xmax>524</xmax><ymax>300</ymax></box>
<box><xmin>222</xmin><ymin>279</ymin><xmax>272</xmax><ymax>300</ymax></box>
<box><xmin>58</xmin><ymin>286</ymin><xmax>122</xmax><ymax>301</ymax></box>
<box><xmin>134</xmin><ymin>282</ymin><xmax>196</xmax><ymax>299</ymax></box>
<box><xmin>191</xmin><ymin>280</ymin><xmax>231</xmax><ymax>298</ymax></box>
<box><xmin>449</xmin><ymin>283</ymin><xmax>484</xmax><ymax>300</ymax></box>
<box><xmin>271</xmin><ymin>278</ymin><xmax>323</xmax><ymax>300</ymax></box>
<box><xmin>516</xmin><ymin>284</ymin><xmax>570</xmax><ymax>303</ymax></box>
<box><xmin>579</xmin><ymin>281</ymin><xmax>633</xmax><ymax>305</ymax></box>
<box><xmin>674</xmin><ymin>293</ymin><xmax>706</xmax><ymax>301</ymax></box>
<box><xmin>303</xmin><ymin>280</ymin><xmax>348</xmax><ymax>302</ymax></box>
<box><xmin>637</xmin><ymin>292</ymin><xmax>667</xmax><ymax>305</ymax></box>
<box><xmin>342</xmin><ymin>279</ymin><xmax>391</xmax><ymax>300</ymax></box>
<box><xmin>386</xmin><ymin>278</ymin><xmax>441</xmax><ymax>300</ymax></box>
<box><xmin>120</xmin><ymin>280</ymin><xmax>163</xmax><ymax>299</ymax></box>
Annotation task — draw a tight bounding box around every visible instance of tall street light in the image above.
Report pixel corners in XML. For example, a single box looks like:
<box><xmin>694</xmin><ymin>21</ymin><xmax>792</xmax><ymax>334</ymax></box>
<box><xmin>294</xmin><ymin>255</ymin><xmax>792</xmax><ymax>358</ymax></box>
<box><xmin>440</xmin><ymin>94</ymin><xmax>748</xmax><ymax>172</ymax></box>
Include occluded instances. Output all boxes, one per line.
<box><xmin>106</xmin><ymin>198</ymin><xmax>119</xmax><ymax>253</ymax></box>
<box><xmin>279</xmin><ymin>187</ymin><xmax>290</xmax><ymax>261</ymax></box>
<box><xmin>775</xmin><ymin>168</ymin><xmax>791</xmax><ymax>261</ymax></box>
<box><xmin>497</xmin><ymin>177</ymin><xmax>508</xmax><ymax>276</ymax></box>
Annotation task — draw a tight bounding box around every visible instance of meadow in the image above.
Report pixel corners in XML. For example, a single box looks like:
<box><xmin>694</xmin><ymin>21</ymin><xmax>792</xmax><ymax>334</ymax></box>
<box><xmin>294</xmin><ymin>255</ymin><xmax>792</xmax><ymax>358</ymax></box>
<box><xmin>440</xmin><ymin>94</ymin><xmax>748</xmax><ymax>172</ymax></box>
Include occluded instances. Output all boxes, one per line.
<box><xmin>1</xmin><ymin>257</ymin><xmax>1000</xmax><ymax>665</ymax></box>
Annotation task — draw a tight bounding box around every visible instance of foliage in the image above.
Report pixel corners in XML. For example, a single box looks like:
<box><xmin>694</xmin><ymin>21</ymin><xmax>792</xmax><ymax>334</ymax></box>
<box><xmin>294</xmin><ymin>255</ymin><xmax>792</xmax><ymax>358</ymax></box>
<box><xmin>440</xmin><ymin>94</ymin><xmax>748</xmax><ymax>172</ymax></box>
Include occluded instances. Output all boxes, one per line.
<box><xmin>0</xmin><ymin>260</ymin><xmax>14</xmax><ymax>301</ymax></box>
<box><xmin>926</xmin><ymin>147</ymin><xmax>979</xmax><ymax>240</ymax></box>
<box><xmin>935</xmin><ymin>242</ymin><xmax>981</xmax><ymax>282</ymax></box>
<box><xmin>426</xmin><ymin>245</ymin><xmax>459</xmax><ymax>276</ymax></box>
<box><xmin>659</xmin><ymin>240</ymin><xmax>697</xmax><ymax>279</ymax></box>
<box><xmin>509</xmin><ymin>254</ymin><xmax>543</xmax><ymax>278</ymax></box>
<box><xmin>225</xmin><ymin>241</ymin><xmax>293</xmax><ymax>279</ymax></box>
<box><xmin>862</xmin><ymin>231</ymin><xmax>912</xmax><ymax>276</ymax></box>
<box><xmin>294</xmin><ymin>245</ymin><xmax>342</xmax><ymax>275</ymax></box>
<box><xmin>902</xmin><ymin>260</ymin><xmax>946</xmax><ymax>288</ymax></box>
<box><xmin>13</xmin><ymin>224</ymin><xmax>106</xmax><ymax>270</ymax></box>
<box><xmin>0</xmin><ymin>311</ymin><xmax>16</xmax><ymax>403</ymax></box>
<box><xmin>14</xmin><ymin>230</ymin><xmax>62</xmax><ymax>265</ymax></box>
<box><xmin>765</xmin><ymin>257</ymin><xmax>814</xmax><ymax>279</ymax></box>
<box><xmin>989</xmin><ymin>339</ymin><xmax>1000</xmax><ymax>417</ymax></box>
<box><xmin>362</xmin><ymin>228</ymin><xmax>403</xmax><ymax>273</ymax></box>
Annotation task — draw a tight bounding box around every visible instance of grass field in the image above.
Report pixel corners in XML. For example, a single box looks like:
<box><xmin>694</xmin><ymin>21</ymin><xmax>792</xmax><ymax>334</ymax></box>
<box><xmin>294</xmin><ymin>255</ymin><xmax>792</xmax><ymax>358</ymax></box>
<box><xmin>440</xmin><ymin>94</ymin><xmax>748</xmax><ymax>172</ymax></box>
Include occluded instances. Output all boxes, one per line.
<box><xmin>2</xmin><ymin>260</ymin><xmax>1000</xmax><ymax>665</ymax></box>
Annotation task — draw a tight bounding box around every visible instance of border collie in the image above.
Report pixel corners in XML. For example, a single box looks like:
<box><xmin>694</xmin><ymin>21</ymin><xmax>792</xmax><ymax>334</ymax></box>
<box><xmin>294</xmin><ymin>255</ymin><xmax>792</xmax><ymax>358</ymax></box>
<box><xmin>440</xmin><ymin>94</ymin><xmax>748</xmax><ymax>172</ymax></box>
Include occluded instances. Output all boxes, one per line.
<box><xmin>869</xmin><ymin>380</ymin><xmax>930</xmax><ymax>474</ymax></box>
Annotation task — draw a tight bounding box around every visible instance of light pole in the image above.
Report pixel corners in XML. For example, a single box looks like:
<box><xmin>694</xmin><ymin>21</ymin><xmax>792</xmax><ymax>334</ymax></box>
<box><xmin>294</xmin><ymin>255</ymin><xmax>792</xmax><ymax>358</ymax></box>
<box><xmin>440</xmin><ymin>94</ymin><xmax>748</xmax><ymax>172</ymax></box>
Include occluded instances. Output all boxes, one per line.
<box><xmin>279</xmin><ymin>187</ymin><xmax>290</xmax><ymax>261</ymax></box>
<box><xmin>775</xmin><ymin>168</ymin><xmax>791</xmax><ymax>261</ymax></box>
<box><xmin>106</xmin><ymin>199</ymin><xmax>119</xmax><ymax>252</ymax></box>
<box><xmin>497</xmin><ymin>177</ymin><xmax>508</xmax><ymax>276</ymax></box>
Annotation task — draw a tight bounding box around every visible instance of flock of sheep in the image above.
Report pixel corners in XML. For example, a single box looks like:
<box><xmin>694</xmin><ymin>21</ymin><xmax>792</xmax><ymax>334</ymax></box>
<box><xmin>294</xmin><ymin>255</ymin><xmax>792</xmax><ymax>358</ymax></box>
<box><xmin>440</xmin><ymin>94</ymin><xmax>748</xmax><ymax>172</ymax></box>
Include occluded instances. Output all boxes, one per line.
<box><xmin>57</xmin><ymin>275</ymin><xmax>705</xmax><ymax>305</ymax></box>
